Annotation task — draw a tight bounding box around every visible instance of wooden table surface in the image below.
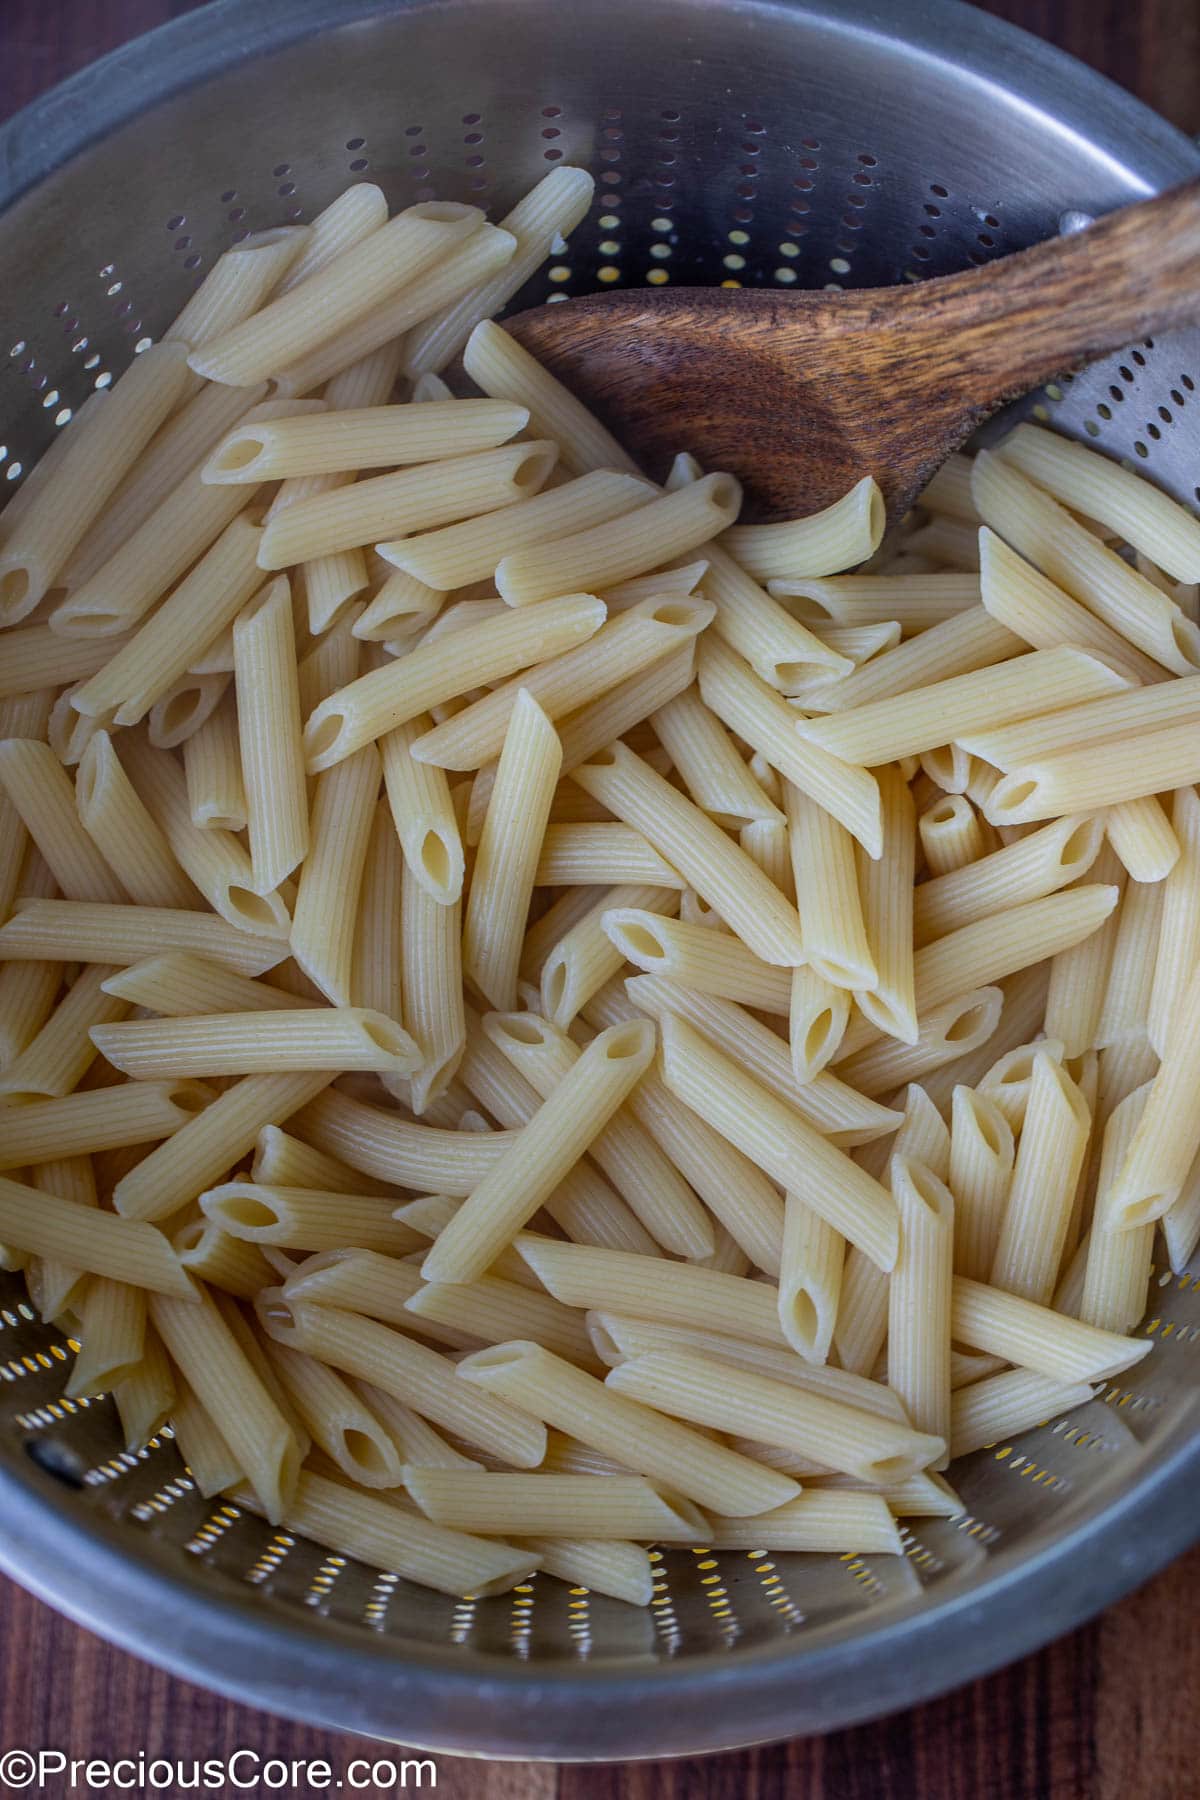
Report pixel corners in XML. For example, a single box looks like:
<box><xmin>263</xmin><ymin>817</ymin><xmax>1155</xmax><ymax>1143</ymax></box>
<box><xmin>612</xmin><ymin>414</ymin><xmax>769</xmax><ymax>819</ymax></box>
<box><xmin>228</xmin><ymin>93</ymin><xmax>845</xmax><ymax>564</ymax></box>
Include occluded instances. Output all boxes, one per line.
<box><xmin>2</xmin><ymin>3</ymin><xmax>1199</xmax><ymax>1795</ymax></box>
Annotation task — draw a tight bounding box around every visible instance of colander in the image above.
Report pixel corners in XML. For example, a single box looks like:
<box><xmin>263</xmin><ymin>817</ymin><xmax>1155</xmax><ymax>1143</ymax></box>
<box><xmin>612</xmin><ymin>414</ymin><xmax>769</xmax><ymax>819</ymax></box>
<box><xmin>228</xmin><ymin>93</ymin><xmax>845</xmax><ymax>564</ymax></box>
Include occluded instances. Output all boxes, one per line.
<box><xmin>1</xmin><ymin>0</ymin><xmax>1199</xmax><ymax>1761</ymax></box>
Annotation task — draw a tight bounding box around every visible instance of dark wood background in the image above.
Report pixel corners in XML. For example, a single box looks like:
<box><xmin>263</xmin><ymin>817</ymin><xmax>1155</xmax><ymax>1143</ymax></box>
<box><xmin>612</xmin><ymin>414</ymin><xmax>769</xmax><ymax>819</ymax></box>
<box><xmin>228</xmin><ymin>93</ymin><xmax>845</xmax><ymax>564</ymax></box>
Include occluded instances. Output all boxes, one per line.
<box><xmin>1</xmin><ymin>3</ymin><xmax>1198</xmax><ymax>1794</ymax></box>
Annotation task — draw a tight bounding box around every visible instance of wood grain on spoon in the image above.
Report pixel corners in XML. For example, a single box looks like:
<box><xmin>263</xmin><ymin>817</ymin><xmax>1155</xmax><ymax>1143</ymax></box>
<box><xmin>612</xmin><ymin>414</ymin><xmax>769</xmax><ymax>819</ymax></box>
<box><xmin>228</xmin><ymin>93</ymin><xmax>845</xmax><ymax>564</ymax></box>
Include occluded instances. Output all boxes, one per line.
<box><xmin>504</xmin><ymin>179</ymin><xmax>1200</xmax><ymax>522</ymax></box>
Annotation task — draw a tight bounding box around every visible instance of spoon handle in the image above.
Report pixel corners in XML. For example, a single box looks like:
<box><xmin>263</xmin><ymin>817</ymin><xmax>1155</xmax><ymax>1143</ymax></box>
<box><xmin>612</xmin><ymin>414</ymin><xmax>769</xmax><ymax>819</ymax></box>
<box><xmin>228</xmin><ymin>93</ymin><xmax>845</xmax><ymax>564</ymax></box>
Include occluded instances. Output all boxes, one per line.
<box><xmin>896</xmin><ymin>177</ymin><xmax>1200</xmax><ymax>410</ymax></box>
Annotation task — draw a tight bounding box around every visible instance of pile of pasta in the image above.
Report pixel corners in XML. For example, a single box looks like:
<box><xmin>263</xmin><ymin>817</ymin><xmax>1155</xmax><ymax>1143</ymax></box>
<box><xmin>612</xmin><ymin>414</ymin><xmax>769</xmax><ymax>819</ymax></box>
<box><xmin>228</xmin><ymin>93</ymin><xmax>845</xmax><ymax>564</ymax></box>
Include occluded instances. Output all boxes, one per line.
<box><xmin>0</xmin><ymin>167</ymin><xmax>1196</xmax><ymax>1612</ymax></box>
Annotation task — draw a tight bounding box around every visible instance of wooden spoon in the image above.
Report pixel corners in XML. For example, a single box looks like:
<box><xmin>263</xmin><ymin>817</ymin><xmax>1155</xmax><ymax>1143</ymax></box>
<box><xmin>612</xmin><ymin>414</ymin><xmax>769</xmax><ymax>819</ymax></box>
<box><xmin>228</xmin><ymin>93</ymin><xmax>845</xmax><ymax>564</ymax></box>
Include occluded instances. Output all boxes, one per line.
<box><xmin>504</xmin><ymin>180</ymin><xmax>1200</xmax><ymax>521</ymax></box>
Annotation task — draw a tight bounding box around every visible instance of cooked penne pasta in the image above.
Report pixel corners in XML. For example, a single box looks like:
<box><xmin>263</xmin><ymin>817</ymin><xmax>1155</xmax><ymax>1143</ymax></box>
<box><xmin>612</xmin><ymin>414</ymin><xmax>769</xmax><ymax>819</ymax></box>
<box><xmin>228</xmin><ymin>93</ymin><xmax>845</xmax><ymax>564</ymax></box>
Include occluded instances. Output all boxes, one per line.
<box><xmin>463</xmin><ymin>319</ymin><xmax>641</xmax><ymax>477</ymax></box>
<box><xmin>464</xmin><ymin>691</ymin><xmax>561</xmax><ymax>1009</ymax></box>
<box><xmin>602</xmin><ymin>909</ymin><xmax>789</xmax><ymax>1013</ymax></box>
<box><xmin>93</xmin><ymin>1007</ymin><xmax>418</xmax><ymax>1079</ymax></box>
<box><xmin>855</xmin><ymin>766</ymin><xmax>917</xmax><ymax>1041</ymax></box>
<box><xmin>836</xmin><ymin>987</ymin><xmax>1003</xmax><ymax>1098</ymax></box>
<box><xmin>0</xmin><ymin>1173</ymin><xmax>192</xmax><ymax>1296</ymax></box>
<box><xmin>973</xmin><ymin>450</ymin><xmax>1200</xmax><ymax>674</ymax></box>
<box><xmin>458</xmin><ymin>1339</ymin><xmax>797</xmax><ymax>1516</ymax></box>
<box><xmin>1148</xmin><ymin>787</ymin><xmax>1200</xmax><ymax>1056</ymax></box>
<box><xmin>403</xmin><ymin>166</ymin><xmax>595</xmax><ymax>377</ymax></box>
<box><xmin>786</xmin><ymin>780</ymin><xmax>876</xmax><ymax>990</ymax></box>
<box><xmin>0</xmin><ymin>1079</ymin><xmax>208</xmax><ymax>1172</ymax></box>
<box><xmin>572</xmin><ymin>742</ymin><xmax>805</xmax><ymax>966</ymax></box>
<box><xmin>183</xmin><ymin>688</ymin><xmax>247</xmax><ymax>832</ymax></box>
<box><xmin>887</xmin><ymin>1157</ymin><xmax>954</xmax><ymax>1462</ymax></box>
<box><xmin>111</xmin><ymin>1071</ymin><xmax>332</xmax><ymax>1223</ymax></box>
<box><xmin>0</xmin><ymin>962</ymin><xmax>126</xmax><ymax>1099</ymax></box>
<box><xmin>799</xmin><ymin>606</ymin><xmax>1023</xmax><ymax>715</ymax></box>
<box><xmin>404</xmin><ymin>1274</ymin><xmax>595</xmax><ymax>1367</ymax></box>
<box><xmin>950</xmin><ymin>1367</ymin><xmax>1096</xmax><ymax>1459</ymax></box>
<box><xmin>978</xmin><ymin>527</ymin><xmax>1165</xmax><ymax>685</ymax></box>
<box><xmin>206</xmin><ymin>399</ymin><xmax>528</xmax><ymax>483</ymax></box>
<box><xmin>914</xmin><ymin>814</ymin><xmax>1103</xmax><ymax>945</ymax></box>
<box><xmin>290</xmin><ymin>744</ymin><xmax>379</xmax><ymax>1005</ymax></box>
<box><xmin>420</xmin><ymin>1021</ymin><xmax>655</xmax><ymax>1284</ymax></box>
<box><xmin>949</xmin><ymin>1086</ymin><xmax>1015</xmax><ymax>1281</ymax></box>
<box><xmin>414</xmin><ymin>598</ymin><xmax>714</xmax><ymax>774</ymax></box>
<box><xmin>404</xmin><ymin>1467</ymin><xmax>708</xmax><ymax>1542</ymax></box>
<box><xmin>483</xmin><ymin>1011</ymin><xmax>713</xmax><ymax>1260</ymax></box>
<box><xmin>697</xmin><ymin>634</ymin><xmax>882</xmax><ymax>856</ymax></box>
<box><xmin>658</xmin><ymin>1013</ymin><xmax>899</xmax><ymax>1269</ymax></box>
<box><xmin>951</xmin><ymin>1275</ymin><xmax>1150</xmax><ymax>1381</ymax></box>
<box><xmin>1095</xmin><ymin>879</ymin><xmax>1163</xmax><ymax>1048</ymax></box>
<box><xmin>289</xmin><ymin>1087</ymin><xmax>517</xmax><ymax>1195</ymax></box>
<box><xmin>0</xmin><ymin>899</ymin><xmax>288</xmax><ymax>978</ymax></box>
<box><xmin>989</xmin><ymin>1051</ymin><xmax>1090</xmax><ymax>1304</ymax></box>
<box><xmin>0</xmin><ymin>343</ymin><xmax>192</xmax><ymax>623</ymax></box>
<box><xmin>795</xmin><ymin>646</ymin><xmax>1128</xmax><ymax>767</ymax></box>
<box><xmin>1105</xmin><ymin>795</ymin><xmax>1180</xmax><ymax>885</ymax></box>
<box><xmin>723</xmin><ymin>478</ymin><xmax>884</xmax><ymax>581</ymax></box>
<box><xmin>232</xmin><ymin>574</ymin><xmax>308</xmax><ymax>892</ymax></box>
<box><xmin>173</xmin><ymin>1213</ymin><xmax>276</xmax><ymax>1300</ymax></box>
<box><xmin>0</xmin><ymin>738</ymin><xmax>127</xmax><ymax>904</ymax></box>
<box><xmin>540</xmin><ymin>885</ymin><xmax>678</xmax><ymax>1030</ymax></box>
<box><xmin>607</xmin><ymin>1348</ymin><xmax>944</xmax><ymax>1483</ymax></box>
<box><xmin>770</xmin><ymin>572</ymin><xmax>979</xmax><ymax>634</ymax></box>
<box><xmin>534</xmin><ymin>824</ymin><xmax>684</xmax><ymax>890</ymax></box>
<box><xmin>651</xmin><ymin>684</ymin><xmax>782</xmax><ymax>826</ymax></box>
<box><xmin>918</xmin><ymin>793</ymin><xmax>989</xmax><ymax>877</ymax></box>
<box><xmin>304</xmin><ymin>591</ymin><xmax>605</xmax><ymax>772</ymax></box>
<box><xmin>997</xmin><ymin>423</ymin><xmax>1200</xmax><ymax>584</ymax></box>
<box><xmin>258</xmin><ymin>1293</ymin><xmax>546</xmax><ymax>1467</ymax></box>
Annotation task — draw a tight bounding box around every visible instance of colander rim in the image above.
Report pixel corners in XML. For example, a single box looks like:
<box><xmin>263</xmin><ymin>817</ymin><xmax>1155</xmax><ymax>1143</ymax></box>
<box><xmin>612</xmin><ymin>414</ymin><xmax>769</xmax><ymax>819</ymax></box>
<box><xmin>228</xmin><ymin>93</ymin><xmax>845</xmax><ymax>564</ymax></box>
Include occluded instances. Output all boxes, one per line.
<box><xmin>1</xmin><ymin>0</ymin><xmax>1199</xmax><ymax>1758</ymax></box>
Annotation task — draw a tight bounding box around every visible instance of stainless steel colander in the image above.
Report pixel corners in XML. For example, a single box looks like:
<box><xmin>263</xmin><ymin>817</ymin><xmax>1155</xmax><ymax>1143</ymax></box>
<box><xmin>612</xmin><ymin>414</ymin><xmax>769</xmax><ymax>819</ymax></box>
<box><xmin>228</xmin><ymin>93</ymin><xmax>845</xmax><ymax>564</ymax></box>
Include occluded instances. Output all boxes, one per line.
<box><xmin>1</xmin><ymin>0</ymin><xmax>1199</xmax><ymax>1760</ymax></box>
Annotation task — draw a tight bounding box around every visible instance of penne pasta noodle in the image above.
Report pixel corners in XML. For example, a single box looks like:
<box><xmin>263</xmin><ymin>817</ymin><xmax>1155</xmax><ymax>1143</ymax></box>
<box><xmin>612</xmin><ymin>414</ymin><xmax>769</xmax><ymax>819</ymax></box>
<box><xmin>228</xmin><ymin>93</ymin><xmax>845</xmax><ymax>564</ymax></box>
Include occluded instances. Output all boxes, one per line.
<box><xmin>607</xmin><ymin>1348</ymin><xmax>944</xmax><ymax>1483</ymax></box>
<box><xmin>918</xmin><ymin>793</ymin><xmax>988</xmax><ymax>877</ymax></box>
<box><xmin>1081</xmin><ymin>1082</ymin><xmax>1155</xmax><ymax>1333</ymax></box>
<box><xmin>276</xmin><ymin>184</ymin><xmax>389</xmax><ymax>293</ymax></box>
<box><xmin>986</xmin><ymin>725</ymin><xmax>1200</xmax><ymax>822</ymax></box>
<box><xmin>602</xmin><ymin>909</ymin><xmax>789</xmax><ymax>1014</ymax></box>
<box><xmin>0</xmin><ymin>738</ymin><xmax>127</xmax><ymax>904</ymax></box>
<box><xmin>119</xmin><ymin>731</ymin><xmax>291</xmax><ymax>940</ymax></box>
<box><xmin>778</xmin><ymin>1195</ymin><xmax>843</xmax><ymax>1365</ymax></box>
<box><xmin>1095</xmin><ymin>879</ymin><xmax>1164</xmax><ymax>1048</ymax></box>
<box><xmin>626</xmin><ymin>973</ymin><xmax>902</xmax><ymax>1146</ymax></box>
<box><xmin>799</xmin><ymin>606</ymin><xmax>1023</xmax><ymax>715</ymax></box>
<box><xmin>463</xmin><ymin>319</ymin><xmax>641</xmax><ymax>477</ymax></box>
<box><xmin>304</xmin><ymin>591</ymin><xmax>605</xmax><ymax>773</ymax></box>
<box><xmin>887</xmin><ymin>1157</ymin><xmax>954</xmax><ymax>1463</ymax></box>
<box><xmin>541</xmin><ymin>884</ymin><xmax>679</xmax><ymax>1029</ymax></box>
<box><xmin>205</xmin><ymin>399</ymin><xmax>529</xmax><ymax>483</ymax></box>
<box><xmin>652</xmin><ymin>684</ymin><xmax>783</xmax><ymax>826</ymax></box>
<box><xmin>786</xmin><ymin>780</ymin><xmax>876</xmax><ymax>990</ymax></box>
<box><xmin>282</xmin><ymin>1250</ymin><xmax>471</xmax><ymax>1349</ymax></box>
<box><xmin>770</xmin><ymin>572</ymin><xmax>979</xmax><ymax>634</ymax></box>
<box><xmin>705</xmin><ymin>1489</ymin><xmax>902</xmax><ymax>1554</ymax></box>
<box><xmin>403</xmin><ymin>166</ymin><xmax>595</xmax><ymax>377</ymax></box>
<box><xmin>93</xmin><ymin>1006</ymin><xmax>418</xmax><ymax>1079</ymax></box>
<box><xmin>414</xmin><ymin>599</ymin><xmax>715</xmax><ymax>776</ymax></box>
<box><xmin>458</xmin><ymin>1339</ymin><xmax>798</xmax><ymax>1516</ymax></box>
<box><xmin>951</xmin><ymin>1275</ymin><xmax>1149</xmax><ymax>1381</ymax></box>
<box><xmin>1148</xmin><ymin>787</ymin><xmax>1200</xmax><ymax>1056</ymax></box>
<box><xmin>464</xmin><ymin>691</ymin><xmax>561</xmax><ymax>1009</ymax></box>
<box><xmin>260</xmin><ymin>437</ymin><xmax>560</xmax><ymax>569</ymax></box>
<box><xmin>380</xmin><ymin>717</ymin><xmax>464</xmax><ymax>907</ymax></box>
<box><xmin>405</xmin><ymin>1466</ymin><xmax>709</xmax><ymax>1542</ymax></box>
<box><xmin>836</xmin><ymin>986</ymin><xmax>1003</xmax><ymax>1098</ymax></box>
<box><xmin>0</xmin><ymin>962</ymin><xmax>126</xmax><ymax>1099</ymax></box>
<box><xmin>190</xmin><ymin>202</ymin><xmax>485</xmax><ymax>387</ymax></box>
<box><xmin>518</xmin><ymin>1538</ymin><xmax>653</xmax><ymax>1606</ymax></box>
<box><xmin>0</xmin><ymin>899</ymin><xmax>288</xmax><ymax>978</ymax></box>
<box><xmin>233</xmin><ymin>574</ymin><xmax>308</xmax><ymax>892</ymax></box>
<box><xmin>183</xmin><ymin>689</ymin><xmax>247</xmax><ymax>832</ymax></box>
<box><xmin>0</xmin><ymin>344</ymin><xmax>193</xmax><ymax>623</ymax></box>
<box><xmin>914</xmin><ymin>814</ymin><xmax>1104</xmax><ymax>946</ymax></box>
<box><xmin>572</xmin><ymin>742</ymin><xmax>805</xmax><ymax>966</ymax></box>
<box><xmin>238</xmin><ymin>1468</ymin><xmax>537</xmax><ymax>1597</ymax></box>
<box><xmin>973</xmin><ymin>449</ymin><xmax>1200</xmax><ymax>674</ymax></box>
<box><xmin>258</xmin><ymin>1293</ymin><xmax>546</xmax><ymax>1468</ymax></box>
<box><xmin>496</xmin><ymin>473</ymin><xmax>740</xmax><ymax>606</ymax></box>
<box><xmin>113</xmin><ymin>1329</ymin><xmax>177</xmax><ymax>1453</ymax></box>
<box><xmin>111</xmin><ymin>1070</ymin><xmax>332</xmax><ymax>1223</ymax></box>
<box><xmin>978</xmin><ymin>526</ymin><xmax>1165</xmax><ymax>685</ymax></box>
<box><xmin>173</xmin><ymin>1213</ymin><xmax>276</xmax><ymax>1300</ymax></box>
<box><xmin>262</xmin><ymin>1338</ymin><xmax>404</xmax><ymax>1488</ymax></box>
<box><xmin>148</xmin><ymin>670</ymin><xmax>232</xmax><ymax>748</ymax></box>
<box><xmin>997</xmin><ymin>423</ymin><xmax>1200</xmax><ymax>584</ymax></box>
<box><xmin>0</xmin><ymin>1172</ymin><xmax>193</xmax><ymax>1296</ymax></box>
<box><xmin>420</xmin><ymin>1021</ymin><xmax>655</xmax><ymax>1284</ymax></box>
<box><xmin>949</xmin><ymin>1085</ymin><xmax>1015</xmax><ymax>1281</ymax></box>
<box><xmin>723</xmin><ymin>477</ymin><xmax>885</xmax><ymax>581</ymax></box>
<box><xmin>70</xmin><ymin>516</ymin><xmax>268</xmax><ymax>727</ymax></box>
<box><xmin>788</xmin><ymin>966</ymin><xmax>851</xmax><ymax>1080</ymax></box>
<box><xmin>658</xmin><ymin>1012</ymin><xmax>899</xmax><ymax>1269</ymax></box>
<box><xmin>289</xmin><ymin>1087</ymin><xmax>517</xmax><ymax>1196</ymax></box>
<box><xmin>534</xmin><ymin>824</ymin><xmax>683</xmax><ymax>890</ymax></box>
<box><xmin>64</xmin><ymin>1277</ymin><xmax>147</xmax><ymax>1398</ymax></box>
<box><xmin>405</xmin><ymin>1274</ymin><xmax>596</xmax><ymax>1368</ymax></box>
<box><xmin>989</xmin><ymin>1051</ymin><xmax>1090</xmax><ymax>1304</ymax></box>
<box><xmin>950</xmin><ymin>1367</ymin><xmax>1096</xmax><ymax>1459</ymax></box>
<box><xmin>150</xmin><ymin>1285</ymin><xmax>300</xmax><ymax>1522</ymax></box>
<box><xmin>291</xmin><ymin>744</ymin><xmax>379</xmax><ymax>1005</ymax></box>
<box><xmin>484</xmin><ymin>1008</ymin><xmax>713</xmax><ymax>1261</ymax></box>
<box><xmin>167</xmin><ymin>226</ymin><xmax>310</xmax><ymax>347</ymax></box>
<box><xmin>200</xmin><ymin>1180</ymin><xmax>415</xmax><ymax>1256</ymax></box>
<box><xmin>1105</xmin><ymin>795</ymin><xmax>1180</xmax><ymax>885</ymax></box>
<box><xmin>855</xmin><ymin>766</ymin><xmax>918</xmax><ymax>1041</ymax></box>
<box><xmin>796</xmin><ymin>646</ymin><xmax>1129</xmax><ymax>767</ymax></box>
